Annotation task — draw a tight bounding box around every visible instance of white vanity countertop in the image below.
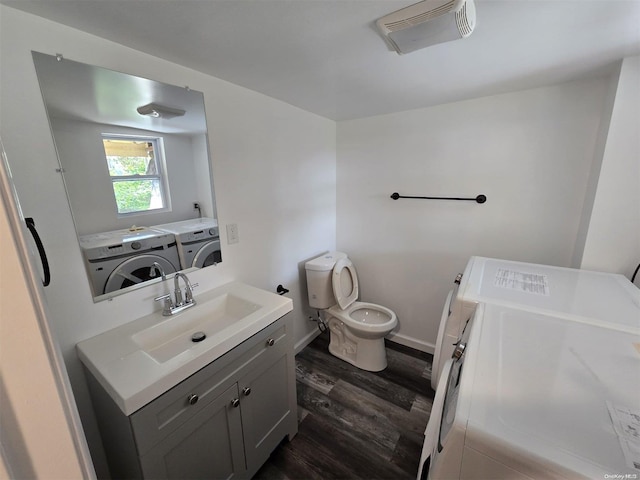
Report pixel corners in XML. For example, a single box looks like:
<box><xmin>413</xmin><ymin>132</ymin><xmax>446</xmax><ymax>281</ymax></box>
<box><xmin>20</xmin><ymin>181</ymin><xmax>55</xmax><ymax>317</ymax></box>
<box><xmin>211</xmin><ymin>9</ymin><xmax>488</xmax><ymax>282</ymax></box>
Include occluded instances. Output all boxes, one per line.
<box><xmin>76</xmin><ymin>281</ymin><xmax>293</xmax><ymax>416</ymax></box>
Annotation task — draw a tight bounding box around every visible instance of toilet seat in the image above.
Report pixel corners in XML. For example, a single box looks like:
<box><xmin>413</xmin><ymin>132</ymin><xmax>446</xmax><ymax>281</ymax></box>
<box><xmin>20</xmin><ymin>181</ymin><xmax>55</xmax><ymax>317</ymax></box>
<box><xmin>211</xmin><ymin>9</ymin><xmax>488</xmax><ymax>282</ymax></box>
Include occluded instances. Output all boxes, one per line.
<box><xmin>332</xmin><ymin>257</ymin><xmax>359</xmax><ymax>309</ymax></box>
<box><xmin>330</xmin><ymin>257</ymin><xmax>397</xmax><ymax>336</ymax></box>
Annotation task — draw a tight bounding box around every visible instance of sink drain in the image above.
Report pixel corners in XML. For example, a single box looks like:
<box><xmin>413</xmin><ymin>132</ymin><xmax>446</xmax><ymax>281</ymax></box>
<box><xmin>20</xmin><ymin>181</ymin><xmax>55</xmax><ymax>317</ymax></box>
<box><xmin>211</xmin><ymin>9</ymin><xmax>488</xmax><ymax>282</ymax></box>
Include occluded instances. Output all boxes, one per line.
<box><xmin>191</xmin><ymin>331</ymin><xmax>206</xmax><ymax>343</ymax></box>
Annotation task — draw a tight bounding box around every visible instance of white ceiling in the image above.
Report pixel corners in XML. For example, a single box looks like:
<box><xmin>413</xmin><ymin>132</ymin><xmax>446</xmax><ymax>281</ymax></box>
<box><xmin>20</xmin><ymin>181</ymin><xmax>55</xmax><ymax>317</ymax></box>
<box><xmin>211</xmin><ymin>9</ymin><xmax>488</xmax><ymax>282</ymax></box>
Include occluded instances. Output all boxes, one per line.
<box><xmin>4</xmin><ymin>0</ymin><xmax>640</xmax><ymax>121</ymax></box>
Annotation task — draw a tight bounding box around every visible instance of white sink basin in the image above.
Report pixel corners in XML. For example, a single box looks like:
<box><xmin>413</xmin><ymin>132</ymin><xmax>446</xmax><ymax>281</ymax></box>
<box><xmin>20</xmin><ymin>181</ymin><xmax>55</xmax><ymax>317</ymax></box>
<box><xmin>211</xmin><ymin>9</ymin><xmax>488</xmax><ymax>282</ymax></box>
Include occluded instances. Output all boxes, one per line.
<box><xmin>76</xmin><ymin>281</ymin><xmax>293</xmax><ymax>415</ymax></box>
<box><xmin>131</xmin><ymin>293</ymin><xmax>261</xmax><ymax>363</ymax></box>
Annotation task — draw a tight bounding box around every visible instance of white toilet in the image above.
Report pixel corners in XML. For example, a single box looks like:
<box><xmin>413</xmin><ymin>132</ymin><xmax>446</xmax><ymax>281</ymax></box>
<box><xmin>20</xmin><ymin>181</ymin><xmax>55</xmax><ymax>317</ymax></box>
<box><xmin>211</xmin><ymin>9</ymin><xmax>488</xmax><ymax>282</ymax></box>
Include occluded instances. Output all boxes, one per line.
<box><xmin>305</xmin><ymin>252</ymin><xmax>398</xmax><ymax>372</ymax></box>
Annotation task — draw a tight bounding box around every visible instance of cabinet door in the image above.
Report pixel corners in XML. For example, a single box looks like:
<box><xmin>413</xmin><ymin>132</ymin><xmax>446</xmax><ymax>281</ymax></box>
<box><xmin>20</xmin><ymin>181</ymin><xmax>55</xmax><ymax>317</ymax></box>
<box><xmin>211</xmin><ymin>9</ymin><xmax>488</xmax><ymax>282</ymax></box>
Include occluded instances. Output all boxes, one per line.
<box><xmin>239</xmin><ymin>348</ymin><xmax>293</xmax><ymax>474</ymax></box>
<box><xmin>139</xmin><ymin>384</ymin><xmax>246</xmax><ymax>480</ymax></box>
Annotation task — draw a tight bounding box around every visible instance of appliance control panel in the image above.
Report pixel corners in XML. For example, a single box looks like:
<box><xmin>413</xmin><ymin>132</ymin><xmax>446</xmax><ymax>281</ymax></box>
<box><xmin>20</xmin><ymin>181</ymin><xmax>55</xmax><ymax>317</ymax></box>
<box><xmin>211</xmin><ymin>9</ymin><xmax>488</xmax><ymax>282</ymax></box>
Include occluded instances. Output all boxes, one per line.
<box><xmin>82</xmin><ymin>233</ymin><xmax>176</xmax><ymax>260</ymax></box>
<box><xmin>182</xmin><ymin>227</ymin><xmax>220</xmax><ymax>242</ymax></box>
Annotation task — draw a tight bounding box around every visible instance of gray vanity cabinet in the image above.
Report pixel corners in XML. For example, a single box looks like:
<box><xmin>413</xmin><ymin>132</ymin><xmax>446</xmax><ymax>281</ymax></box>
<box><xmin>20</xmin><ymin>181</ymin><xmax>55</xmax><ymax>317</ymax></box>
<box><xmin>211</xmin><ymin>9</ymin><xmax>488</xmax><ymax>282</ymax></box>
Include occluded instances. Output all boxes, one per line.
<box><xmin>138</xmin><ymin>383</ymin><xmax>245</xmax><ymax>480</ymax></box>
<box><xmin>238</xmin><ymin>344</ymin><xmax>292</xmax><ymax>472</ymax></box>
<box><xmin>85</xmin><ymin>314</ymin><xmax>297</xmax><ymax>480</ymax></box>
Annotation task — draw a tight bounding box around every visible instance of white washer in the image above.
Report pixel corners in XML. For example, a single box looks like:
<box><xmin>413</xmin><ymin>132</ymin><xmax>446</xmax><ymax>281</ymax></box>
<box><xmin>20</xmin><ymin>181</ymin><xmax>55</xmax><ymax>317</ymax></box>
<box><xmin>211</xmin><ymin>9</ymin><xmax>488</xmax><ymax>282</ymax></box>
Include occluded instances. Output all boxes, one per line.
<box><xmin>79</xmin><ymin>227</ymin><xmax>180</xmax><ymax>296</ymax></box>
<box><xmin>432</xmin><ymin>256</ymin><xmax>640</xmax><ymax>390</ymax></box>
<box><xmin>155</xmin><ymin>218</ymin><xmax>221</xmax><ymax>269</ymax></box>
<box><xmin>421</xmin><ymin>303</ymin><xmax>640</xmax><ymax>479</ymax></box>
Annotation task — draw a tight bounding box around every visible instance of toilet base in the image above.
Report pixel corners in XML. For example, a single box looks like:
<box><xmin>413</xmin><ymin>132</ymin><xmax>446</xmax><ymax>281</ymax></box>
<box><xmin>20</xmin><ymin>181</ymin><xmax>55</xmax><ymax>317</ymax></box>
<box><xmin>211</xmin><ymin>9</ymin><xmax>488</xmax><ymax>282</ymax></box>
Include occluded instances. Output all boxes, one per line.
<box><xmin>327</xmin><ymin>318</ymin><xmax>388</xmax><ymax>372</ymax></box>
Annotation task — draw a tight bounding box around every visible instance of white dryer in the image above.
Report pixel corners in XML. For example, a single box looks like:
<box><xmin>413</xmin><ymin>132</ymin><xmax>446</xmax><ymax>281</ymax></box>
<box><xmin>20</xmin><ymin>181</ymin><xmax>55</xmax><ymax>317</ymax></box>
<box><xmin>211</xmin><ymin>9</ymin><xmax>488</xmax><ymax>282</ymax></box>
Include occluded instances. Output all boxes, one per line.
<box><xmin>421</xmin><ymin>303</ymin><xmax>640</xmax><ymax>479</ymax></box>
<box><xmin>79</xmin><ymin>227</ymin><xmax>180</xmax><ymax>296</ymax></box>
<box><xmin>155</xmin><ymin>218</ymin><xmax>221</xmax><ymax>270</ymax></box>
<box><xmin>432</xmin><ymin>256</ymin><xmax>640</xmax><ymax>390</ymax></box>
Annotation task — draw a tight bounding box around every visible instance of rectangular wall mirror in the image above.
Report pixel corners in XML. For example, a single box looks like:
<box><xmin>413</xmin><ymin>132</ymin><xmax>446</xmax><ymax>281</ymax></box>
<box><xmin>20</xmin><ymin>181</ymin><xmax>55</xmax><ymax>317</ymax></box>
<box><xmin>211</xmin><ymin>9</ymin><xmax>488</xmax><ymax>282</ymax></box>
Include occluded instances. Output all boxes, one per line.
<box><xmin>32</xmin><ymin>51</ymin><xmax>221</xmax><ymax>302</ymax></box>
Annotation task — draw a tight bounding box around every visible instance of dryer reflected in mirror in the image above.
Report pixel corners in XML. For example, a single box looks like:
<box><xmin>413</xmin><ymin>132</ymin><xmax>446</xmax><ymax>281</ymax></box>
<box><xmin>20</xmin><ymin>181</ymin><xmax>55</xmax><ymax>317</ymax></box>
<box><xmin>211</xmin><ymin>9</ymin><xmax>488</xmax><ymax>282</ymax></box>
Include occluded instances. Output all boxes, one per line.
<box><xmin>154</xmin><ymin>218</ymin><xmax>221</xmax><ymax>270</ymax></box>
<box><xmin>32</xmin><ymin>52</ymin><xmax>221</xmax><ymax>301</ymax></box>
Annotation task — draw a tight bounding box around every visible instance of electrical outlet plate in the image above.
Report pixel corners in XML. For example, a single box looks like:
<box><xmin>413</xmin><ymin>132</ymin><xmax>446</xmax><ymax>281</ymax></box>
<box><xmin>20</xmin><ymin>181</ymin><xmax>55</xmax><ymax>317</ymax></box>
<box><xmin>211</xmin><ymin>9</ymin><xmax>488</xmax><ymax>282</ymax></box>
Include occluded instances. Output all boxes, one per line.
<box><xmin>226</xmin><ymin>223</ymin><xmax>239</xmax><ymax>244</ymax></box>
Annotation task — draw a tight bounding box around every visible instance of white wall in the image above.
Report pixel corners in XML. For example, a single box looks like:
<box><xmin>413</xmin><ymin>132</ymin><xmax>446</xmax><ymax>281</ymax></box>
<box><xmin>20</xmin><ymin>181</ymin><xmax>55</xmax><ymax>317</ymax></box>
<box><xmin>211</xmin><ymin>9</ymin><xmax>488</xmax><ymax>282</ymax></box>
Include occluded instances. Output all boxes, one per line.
<box><xmin>0</xmin><ymin>6</ymin><xmax>335</xmax><ymax>477</ymax></box>
<box><xmin>336</xmin><ymin>77</ymin><xmax>610</xmax><ymax>352</ymax></box>
<box><xmin>571</xmin><ymin>64</ymin><xmax>621</xmax><ymax>269</ymax></box>
<box><xmin>192</xmin><ymin>133</ymin><xmax>217</xmax><ymax>219</ymax></box>
<box><xmin>581</xmin><ymin>56</ymin><xmax>640</xmax><ymax>277</ymax></box>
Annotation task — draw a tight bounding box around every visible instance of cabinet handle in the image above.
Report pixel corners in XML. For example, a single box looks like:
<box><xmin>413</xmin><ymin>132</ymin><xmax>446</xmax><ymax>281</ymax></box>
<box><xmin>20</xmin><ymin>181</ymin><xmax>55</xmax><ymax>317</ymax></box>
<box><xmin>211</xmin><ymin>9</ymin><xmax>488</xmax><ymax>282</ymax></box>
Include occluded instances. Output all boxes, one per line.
<box><xmin>187</xmin><ymin>394</ymin><xmax>199</xmax><ymax>405</ymax></box>
<box><xmin>242</xmin><ymin>387</ymin><xmax>251</xmax><ymax>396</ymax></box>
<box><xmin>266</xmin><ymin>338</ymin><xmax>275</xmax><ymax>347</ymax></box>
<box><xmin>231</xmin><ymin>398</ymin><xmax>240</xmax><ymax>408</ymax></box>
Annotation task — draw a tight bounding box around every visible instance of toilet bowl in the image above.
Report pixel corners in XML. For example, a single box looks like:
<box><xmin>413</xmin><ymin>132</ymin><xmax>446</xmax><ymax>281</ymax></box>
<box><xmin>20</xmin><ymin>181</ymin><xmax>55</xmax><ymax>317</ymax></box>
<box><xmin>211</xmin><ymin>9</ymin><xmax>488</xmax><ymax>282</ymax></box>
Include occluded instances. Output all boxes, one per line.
<box><xmin>327</xmin><ymin>302</ymin><xmax>397</xmax><ymax>339</ymax></box>
<box><xmin>305</xmin><ymin>252</ymin><xmax>398</xmax><ymax>372</ymax></box>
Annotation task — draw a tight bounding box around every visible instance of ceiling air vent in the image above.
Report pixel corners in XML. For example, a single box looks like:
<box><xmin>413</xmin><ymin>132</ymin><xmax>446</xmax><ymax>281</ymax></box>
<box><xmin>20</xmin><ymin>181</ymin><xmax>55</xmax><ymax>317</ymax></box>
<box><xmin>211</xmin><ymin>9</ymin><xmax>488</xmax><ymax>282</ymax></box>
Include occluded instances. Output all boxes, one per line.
<box><xmin>376</xmin><ymin>0</ymin><xmax>476</xmax><ymax>54</ymax></box>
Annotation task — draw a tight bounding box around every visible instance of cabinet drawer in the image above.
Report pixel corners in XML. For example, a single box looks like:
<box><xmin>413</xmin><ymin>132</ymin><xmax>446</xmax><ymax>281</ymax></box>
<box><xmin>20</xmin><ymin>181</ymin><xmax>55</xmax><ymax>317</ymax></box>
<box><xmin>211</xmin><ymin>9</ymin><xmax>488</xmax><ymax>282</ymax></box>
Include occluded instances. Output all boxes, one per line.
<box><xmin>131</xmin><ymin>317</ymin><xmax>288</xmax><ymax>455</ymax></box>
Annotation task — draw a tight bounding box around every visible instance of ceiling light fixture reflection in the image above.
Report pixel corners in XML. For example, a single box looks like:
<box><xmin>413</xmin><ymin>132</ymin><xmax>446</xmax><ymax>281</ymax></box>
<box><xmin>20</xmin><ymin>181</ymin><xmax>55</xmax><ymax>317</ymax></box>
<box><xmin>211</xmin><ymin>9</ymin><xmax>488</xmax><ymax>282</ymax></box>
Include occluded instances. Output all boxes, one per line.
<box><xmin>136</xmin><ymin>103</ymin><xmax>186</xmax><ymax>119</ymax></box>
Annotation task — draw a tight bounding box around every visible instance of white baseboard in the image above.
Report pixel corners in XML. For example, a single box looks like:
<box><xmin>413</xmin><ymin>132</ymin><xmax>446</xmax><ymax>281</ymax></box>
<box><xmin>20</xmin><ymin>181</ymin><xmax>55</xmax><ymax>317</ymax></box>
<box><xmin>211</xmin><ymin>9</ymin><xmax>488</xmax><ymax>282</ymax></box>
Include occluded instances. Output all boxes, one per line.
<box><xmin>386</xmin><ymin>332</ymin><xmax>435</xmax><ymax>355</ymax></box>
<box><xmin>294</xmin><ymin>328</ymin><xmax>321</xmax><ymax>354</ymax></box>
<box><xmin>295</xmin><ymin>327</ymin><xmax>433</xmax><ymax>356</ymax></box>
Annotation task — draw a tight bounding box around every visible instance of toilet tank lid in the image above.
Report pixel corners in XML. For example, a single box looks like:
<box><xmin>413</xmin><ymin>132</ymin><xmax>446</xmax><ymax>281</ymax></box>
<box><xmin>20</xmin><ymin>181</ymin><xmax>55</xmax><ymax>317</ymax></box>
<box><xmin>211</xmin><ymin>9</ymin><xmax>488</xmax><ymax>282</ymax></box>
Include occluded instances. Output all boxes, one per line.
<box><xmin>305</xmin><ymin>251</ymin><xmax>347</xmax><ymax>272</ymax></box>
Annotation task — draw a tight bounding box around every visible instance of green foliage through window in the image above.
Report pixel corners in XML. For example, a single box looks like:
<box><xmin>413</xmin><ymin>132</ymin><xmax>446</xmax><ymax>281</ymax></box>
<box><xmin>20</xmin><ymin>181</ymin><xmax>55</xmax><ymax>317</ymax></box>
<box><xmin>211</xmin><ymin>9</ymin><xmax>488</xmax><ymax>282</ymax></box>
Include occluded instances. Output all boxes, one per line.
<box><xmin>102</xmin><ymin>136</ymin><xmax>166</xmax><ymax>214</ymax></box>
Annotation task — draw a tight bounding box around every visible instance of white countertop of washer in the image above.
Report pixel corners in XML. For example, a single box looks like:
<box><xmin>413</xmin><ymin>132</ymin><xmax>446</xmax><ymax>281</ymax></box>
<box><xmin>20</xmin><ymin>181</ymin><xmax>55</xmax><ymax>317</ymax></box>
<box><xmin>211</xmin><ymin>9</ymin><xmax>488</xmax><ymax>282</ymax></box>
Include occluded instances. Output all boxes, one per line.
<box><xmin>459</xmin><ymin>256</ymin><xmax>640</xmax><ymax>333</ymax></box>
<box><xmin>463</xmin><ymin>304</ymin><xmax>640</xmax><ymax>478</ymax></box>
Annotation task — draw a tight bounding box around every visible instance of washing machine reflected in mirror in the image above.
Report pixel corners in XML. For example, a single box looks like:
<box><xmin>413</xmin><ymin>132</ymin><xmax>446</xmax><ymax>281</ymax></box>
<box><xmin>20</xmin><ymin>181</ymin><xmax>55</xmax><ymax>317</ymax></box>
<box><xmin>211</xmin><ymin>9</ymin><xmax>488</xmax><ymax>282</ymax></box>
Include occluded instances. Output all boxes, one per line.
<box><xmin>79</xmin><ymin>227</ymin><xmax>180</xmax><ymax>296</ymax></box>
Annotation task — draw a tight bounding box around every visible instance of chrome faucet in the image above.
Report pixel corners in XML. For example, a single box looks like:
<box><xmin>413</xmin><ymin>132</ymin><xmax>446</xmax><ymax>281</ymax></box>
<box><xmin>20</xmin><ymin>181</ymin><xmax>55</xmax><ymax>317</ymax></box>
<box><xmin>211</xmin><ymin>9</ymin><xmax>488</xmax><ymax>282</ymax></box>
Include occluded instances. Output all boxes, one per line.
<box><xmin>154</xmin><ymin>272</ymin><xmax>197</xmax><ymax>316</ymax></box>
<box><xmin>174</xmin><ymin>272</ymin><xmax>194</xmax><ymax>306</ymax></box>
<box><xmin>150</xmin><ymin>262</ymin><xmax>167</xmax><ymax>281</ymax></box>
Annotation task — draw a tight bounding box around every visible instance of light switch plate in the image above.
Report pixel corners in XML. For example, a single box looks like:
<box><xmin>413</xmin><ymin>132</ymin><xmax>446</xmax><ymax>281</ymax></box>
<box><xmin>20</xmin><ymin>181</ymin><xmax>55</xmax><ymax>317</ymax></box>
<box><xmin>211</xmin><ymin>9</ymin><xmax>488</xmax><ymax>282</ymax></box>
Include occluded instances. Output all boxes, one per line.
<box><xmin>226</xmin><ymin>223</ymin><xmax>239</xmax><ymax>244</ymax></box>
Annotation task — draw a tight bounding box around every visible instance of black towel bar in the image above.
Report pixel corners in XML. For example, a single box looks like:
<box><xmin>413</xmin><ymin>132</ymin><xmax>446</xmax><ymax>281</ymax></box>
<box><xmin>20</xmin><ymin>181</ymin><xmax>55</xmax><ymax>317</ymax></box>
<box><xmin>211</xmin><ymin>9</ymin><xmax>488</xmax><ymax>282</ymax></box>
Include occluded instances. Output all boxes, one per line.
<box><xmin>390</xmin><ymin>192</ymin><xmax>486</xmax><ymax>204</ymax></box>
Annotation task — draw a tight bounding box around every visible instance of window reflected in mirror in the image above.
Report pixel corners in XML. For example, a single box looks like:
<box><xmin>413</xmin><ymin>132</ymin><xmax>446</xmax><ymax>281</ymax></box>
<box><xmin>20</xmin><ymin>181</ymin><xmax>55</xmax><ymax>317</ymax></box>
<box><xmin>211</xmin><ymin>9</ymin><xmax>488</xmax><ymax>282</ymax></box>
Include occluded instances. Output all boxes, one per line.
<box><xmin>103</xmin><ymin>136</ymin><xmax>169</xmax><ymax>215</ymax></box>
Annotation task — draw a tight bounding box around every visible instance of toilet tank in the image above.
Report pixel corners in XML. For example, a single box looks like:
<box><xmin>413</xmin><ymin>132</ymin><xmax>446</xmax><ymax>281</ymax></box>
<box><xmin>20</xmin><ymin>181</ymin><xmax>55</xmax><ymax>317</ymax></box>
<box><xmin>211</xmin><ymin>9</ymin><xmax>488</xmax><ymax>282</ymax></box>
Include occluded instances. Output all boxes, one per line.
<box><xmin>305</xmin><ymin>252</ymin><xmax>347</xmax><ymax>309</ymax></box>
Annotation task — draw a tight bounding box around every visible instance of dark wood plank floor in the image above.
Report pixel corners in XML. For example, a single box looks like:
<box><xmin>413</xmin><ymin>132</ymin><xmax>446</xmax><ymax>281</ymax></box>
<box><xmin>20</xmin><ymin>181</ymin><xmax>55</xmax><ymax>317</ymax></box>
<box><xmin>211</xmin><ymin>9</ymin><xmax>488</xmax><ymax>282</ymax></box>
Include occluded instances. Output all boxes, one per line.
<box><xmin>254</xmin><ymin>332</ymin><xmax>435</xmax><ymax>480</ymax></box>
